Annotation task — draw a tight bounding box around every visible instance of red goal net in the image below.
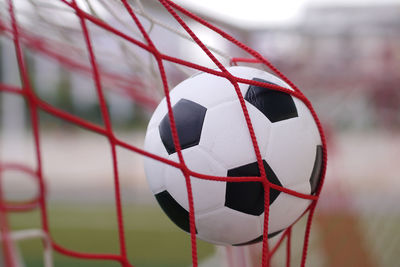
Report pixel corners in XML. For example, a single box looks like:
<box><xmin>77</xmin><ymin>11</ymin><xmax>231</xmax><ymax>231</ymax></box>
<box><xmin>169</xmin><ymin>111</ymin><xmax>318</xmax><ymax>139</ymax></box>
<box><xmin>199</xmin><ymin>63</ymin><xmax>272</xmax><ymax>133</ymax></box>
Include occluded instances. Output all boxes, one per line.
<box><xmin>0</xmin><ymin>1</ymin><xmax>327</xmax><ymax>267</ymax></box>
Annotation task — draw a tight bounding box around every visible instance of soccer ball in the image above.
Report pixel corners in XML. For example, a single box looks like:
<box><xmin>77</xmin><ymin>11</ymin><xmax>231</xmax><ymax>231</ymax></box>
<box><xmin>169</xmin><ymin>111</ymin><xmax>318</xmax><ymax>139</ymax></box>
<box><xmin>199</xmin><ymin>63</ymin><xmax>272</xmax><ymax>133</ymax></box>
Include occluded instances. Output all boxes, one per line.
<box><xmin>144</xmin><ymin>66</ymin><xmax>323</xmax><ymax>246</ymax></box>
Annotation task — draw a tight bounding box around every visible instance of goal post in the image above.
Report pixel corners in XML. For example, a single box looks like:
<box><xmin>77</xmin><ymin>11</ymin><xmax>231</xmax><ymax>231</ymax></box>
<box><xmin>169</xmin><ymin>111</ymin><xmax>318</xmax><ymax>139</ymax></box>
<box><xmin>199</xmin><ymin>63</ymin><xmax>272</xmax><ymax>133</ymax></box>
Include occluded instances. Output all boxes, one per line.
<box><xmin>0</xmin><ymin>1</ymin><xmax>328</xmax><ymax>267</ymax></box>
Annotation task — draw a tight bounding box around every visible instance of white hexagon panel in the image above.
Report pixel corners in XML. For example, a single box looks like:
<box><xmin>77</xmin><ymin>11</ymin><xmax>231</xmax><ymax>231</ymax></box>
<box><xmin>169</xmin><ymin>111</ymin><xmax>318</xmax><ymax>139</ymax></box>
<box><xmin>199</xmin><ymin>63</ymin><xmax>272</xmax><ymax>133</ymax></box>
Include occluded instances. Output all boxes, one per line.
<box><xmin>196</xmin><ymin>207</ymin><xmax>262</xmax><ymax>246</ymax></box>
<box><xmin>164</xmin><ymin>147</ymin><xmax>227</xmax><ymax>215</ymax></box>
<box><xmin>199</xmin><ymin>100</ymin><xmax>271</xmax><ymax>170</ymax></box>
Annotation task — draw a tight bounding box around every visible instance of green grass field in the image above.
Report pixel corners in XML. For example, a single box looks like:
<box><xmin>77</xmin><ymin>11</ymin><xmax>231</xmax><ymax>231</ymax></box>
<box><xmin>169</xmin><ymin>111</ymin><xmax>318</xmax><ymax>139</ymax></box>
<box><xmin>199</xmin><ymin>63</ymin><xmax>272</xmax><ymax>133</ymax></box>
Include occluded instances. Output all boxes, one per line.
<box><xmin>7</xmin><ymin>203</ymin><xmax>400</xmax><ymax>267</ymax></box>
<box><xmin>8</xmin><ymin>204</ymin><xmax>215</xmax><ymax>267</ymax></box>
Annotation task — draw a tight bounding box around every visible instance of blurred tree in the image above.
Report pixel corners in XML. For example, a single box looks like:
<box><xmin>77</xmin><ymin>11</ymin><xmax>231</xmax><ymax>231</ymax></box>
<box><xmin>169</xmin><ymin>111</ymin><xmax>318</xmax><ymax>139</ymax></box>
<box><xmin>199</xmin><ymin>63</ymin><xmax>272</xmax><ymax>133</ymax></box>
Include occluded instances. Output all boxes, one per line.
<box><xmin>54</xmin><ymin>68</ymin><xmax>74</xmax><ymax>114</ymax></box>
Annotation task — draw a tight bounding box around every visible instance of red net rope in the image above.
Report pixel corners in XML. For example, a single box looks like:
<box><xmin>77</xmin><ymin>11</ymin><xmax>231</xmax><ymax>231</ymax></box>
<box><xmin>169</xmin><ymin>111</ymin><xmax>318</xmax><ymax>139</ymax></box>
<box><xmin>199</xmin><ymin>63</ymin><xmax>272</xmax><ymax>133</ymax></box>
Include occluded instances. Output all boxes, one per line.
<box><xmin>0</xmin><ymin>0</ymin><xmax>328</xmax><ymax>266</ymax></box>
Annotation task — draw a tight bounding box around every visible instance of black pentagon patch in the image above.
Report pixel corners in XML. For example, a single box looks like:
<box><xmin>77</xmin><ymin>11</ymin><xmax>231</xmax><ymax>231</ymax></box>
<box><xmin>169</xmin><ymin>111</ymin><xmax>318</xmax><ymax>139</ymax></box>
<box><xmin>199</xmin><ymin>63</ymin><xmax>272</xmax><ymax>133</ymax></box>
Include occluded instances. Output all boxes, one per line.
<box><xmin>233</xmin><ymin>235</ymin><xmax>263</xmax><ymax>246</ymax></box>
<box><xmin>226</xmin><ymin>160</ymin><xmax>282</xmax><ymax>216</ymax></box>
<box><xmin>233</xmin><ymin>230</ymin><xmax>284</xmax><ymax>246</ymax></box>
<box><xmin>159</xmin><ymin>99</ymin><xmax>207</xmax><ymax>154</ymax></box>
<box><xmin>245</xmin><ymin>78</ymin><xmax>298</xmax><ymax>123</ymax></box>
<box><xmin>310</xmin><ymin>145</ymin><xmax>323</xmax><ymax>195</ymax></box>
<box><xmin>155</xmin><ymin>190</ymin><xmax>197</xmax><ymax>234</ymax></box>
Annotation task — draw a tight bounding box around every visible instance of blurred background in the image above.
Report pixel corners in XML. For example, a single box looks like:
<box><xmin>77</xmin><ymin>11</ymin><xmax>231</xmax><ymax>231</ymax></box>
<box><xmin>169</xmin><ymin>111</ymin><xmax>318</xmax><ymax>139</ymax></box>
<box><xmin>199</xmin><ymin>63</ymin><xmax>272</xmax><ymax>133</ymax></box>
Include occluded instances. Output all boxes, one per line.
<box><xmin>0</xmin><ymin>0</ymin><xmax>399</xmax><ymax>266</ymax></box>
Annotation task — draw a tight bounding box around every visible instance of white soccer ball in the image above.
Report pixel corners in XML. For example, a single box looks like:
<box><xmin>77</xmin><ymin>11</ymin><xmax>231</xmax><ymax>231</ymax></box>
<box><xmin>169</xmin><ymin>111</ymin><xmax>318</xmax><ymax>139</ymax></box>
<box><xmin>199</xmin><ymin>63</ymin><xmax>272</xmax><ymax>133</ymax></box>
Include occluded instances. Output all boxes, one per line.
<box><xmin>144</xmin><ymin>66</ymin><xmax>323</xmax><ymax>246</ymax></box>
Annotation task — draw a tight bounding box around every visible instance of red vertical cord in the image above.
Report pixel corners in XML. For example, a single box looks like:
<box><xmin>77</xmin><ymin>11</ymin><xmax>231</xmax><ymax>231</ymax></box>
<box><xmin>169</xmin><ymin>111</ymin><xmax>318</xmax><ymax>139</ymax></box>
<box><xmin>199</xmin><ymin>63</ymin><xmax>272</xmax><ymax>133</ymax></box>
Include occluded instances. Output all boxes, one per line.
<box><xmin>286</xmin><ymin>228</ymin><xmax>292</xmax><ymax>267</ymax></box>
<box><xmin>71</xmin><ymin>0</ymin><xmax>128</xmax><ymax>265</ymax></box>
<box><xmin>0</xmin><ymin>166</ymin><xmax>17</xmax><ymax>267</ymax></box>
<box><xmin>301</xmin><ymin>203</ymin><xmax>316</xmax><ymax>267</ymax></box>
<box><xmin>159</xmin><ymin>1</ymin><xmax>272</xmax><ymax>266</ymax></box>
<box><xmin>158</xmin><ymin>56</ymin><xmax>199</xmax><ymax>267</ymax></box>
<box><xmin>122</xmin><ymin>0</ymin><xmax>200</xmax><ymax>264</ymax></box>
<box><xmin>262</xmin><ymin>181</ymin><xmax>271</xmax><ymax>267</ymax></box>
<box><xmin>7</xmin><ymin>0</ymin><xmax>50</xmax><ymax>257</ymax></box>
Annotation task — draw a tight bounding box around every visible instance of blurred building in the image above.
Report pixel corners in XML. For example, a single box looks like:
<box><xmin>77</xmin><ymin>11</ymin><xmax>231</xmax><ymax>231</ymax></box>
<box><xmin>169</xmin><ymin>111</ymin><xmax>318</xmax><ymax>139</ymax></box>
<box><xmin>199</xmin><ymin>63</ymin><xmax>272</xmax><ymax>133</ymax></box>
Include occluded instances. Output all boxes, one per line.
<box><xmin>251</xmin><ymin>4</ymin><xmax>400</xmax><ymax>130</ymax></box>
<box><xmin>1</xmin><ymin>1</ymin><xmax>399</xmax><ymax>131</ymax></box>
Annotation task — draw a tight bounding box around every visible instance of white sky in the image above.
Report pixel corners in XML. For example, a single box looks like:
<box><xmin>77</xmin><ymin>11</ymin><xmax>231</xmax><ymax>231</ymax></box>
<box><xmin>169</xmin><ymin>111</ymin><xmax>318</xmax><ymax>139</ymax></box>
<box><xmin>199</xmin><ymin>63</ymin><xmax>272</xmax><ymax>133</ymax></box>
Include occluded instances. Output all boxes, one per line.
<box><xmin>175</xmin><ymin>0</ymin><xmax>400</xmax><ymax>28</ymax></box>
